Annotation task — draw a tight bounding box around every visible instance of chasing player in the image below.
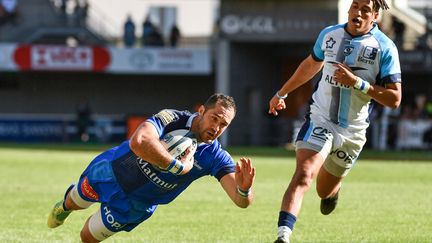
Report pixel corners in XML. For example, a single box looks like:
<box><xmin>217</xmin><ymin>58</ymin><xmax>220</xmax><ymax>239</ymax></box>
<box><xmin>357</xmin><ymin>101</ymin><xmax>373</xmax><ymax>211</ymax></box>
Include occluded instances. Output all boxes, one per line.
<box><xmin>48</xmin><ymin>93</ymin><xmax>256</xmax><ymax>242</ymax></box>
<box><xmin>268</xmin><ymin>1</ymin><xmax>401</xmax><ymax>242</ymax></box>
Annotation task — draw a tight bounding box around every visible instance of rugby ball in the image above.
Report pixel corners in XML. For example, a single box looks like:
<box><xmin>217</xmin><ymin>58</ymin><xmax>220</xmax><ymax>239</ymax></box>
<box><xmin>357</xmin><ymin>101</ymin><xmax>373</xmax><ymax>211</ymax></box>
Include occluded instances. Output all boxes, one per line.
<box><xmin>161</xmin><ymin>129</ymin><xmax>197</xmax><ymax>160</ymax></box>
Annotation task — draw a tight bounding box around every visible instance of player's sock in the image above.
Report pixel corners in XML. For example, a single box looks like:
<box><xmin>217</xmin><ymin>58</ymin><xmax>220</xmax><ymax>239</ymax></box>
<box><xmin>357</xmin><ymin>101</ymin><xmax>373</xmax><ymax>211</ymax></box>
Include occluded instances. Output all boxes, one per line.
<box><xmin>278</xmin><ymin>211</ymin><xmax>296</xmax><ymax>230</ymax></box>
<box><xmin>274</xmin><ymin>211</ymin><xmax>296</xmax><ymax>243</ymax></box>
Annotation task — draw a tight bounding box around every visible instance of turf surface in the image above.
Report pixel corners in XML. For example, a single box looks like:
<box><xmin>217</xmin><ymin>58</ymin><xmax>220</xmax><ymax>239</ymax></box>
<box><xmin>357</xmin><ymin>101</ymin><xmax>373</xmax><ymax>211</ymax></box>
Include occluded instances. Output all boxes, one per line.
<box><xmin>0</xmin><ymin>146</ymin><xmax>431</xmax><ymax>242</ymax></box>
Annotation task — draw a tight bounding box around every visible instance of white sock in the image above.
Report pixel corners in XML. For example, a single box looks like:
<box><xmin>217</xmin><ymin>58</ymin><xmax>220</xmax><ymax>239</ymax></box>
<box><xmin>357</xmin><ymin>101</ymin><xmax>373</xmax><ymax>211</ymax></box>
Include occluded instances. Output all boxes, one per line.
<box><xmin>277</xmin><ymin>226</ymin><xmax>292</xmax><ymax>239</ymax></box>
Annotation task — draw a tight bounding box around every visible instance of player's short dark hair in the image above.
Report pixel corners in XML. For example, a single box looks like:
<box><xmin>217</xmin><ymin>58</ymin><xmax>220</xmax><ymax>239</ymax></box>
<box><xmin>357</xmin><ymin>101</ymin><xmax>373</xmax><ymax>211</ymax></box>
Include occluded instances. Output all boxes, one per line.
<box><xmin>373</xmin><ymin>0</ymin><xmax>389</xmax><ymax>11</ymax></box>
<box><xmin>204</xmin><ymin>93</ymin><xmax>237</xmax><ymax>113</ymax></box>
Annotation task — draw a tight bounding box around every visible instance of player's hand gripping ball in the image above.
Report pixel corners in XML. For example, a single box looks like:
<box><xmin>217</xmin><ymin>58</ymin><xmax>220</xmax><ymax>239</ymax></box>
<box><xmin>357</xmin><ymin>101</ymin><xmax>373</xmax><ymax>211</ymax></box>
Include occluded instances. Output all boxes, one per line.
<box><xmin>160</xmin><ymin>129</ymin><xmax>197</xmax><ymax>172</ymax></box>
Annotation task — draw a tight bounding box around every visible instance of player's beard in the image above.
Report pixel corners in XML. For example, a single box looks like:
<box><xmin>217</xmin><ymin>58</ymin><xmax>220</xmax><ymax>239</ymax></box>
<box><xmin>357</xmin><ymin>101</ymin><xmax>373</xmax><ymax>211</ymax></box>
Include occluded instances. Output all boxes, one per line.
<box><xmin>193</xmin><ymin>119</ymin><xmax>207</xmax><ymax>143</ymax></box>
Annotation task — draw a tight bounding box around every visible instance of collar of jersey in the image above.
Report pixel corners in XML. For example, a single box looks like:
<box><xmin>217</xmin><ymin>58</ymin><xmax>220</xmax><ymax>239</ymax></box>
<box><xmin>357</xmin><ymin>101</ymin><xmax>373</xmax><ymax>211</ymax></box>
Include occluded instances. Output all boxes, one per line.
<box><xmin>186</xmin><ymin>113</ymin><xmax>198</xmax><ymax>129</ymax></box>
<box><xmin>344</xmin><ymin>22</ymin><xmax>378</xmax><ymax>38</ymax></box>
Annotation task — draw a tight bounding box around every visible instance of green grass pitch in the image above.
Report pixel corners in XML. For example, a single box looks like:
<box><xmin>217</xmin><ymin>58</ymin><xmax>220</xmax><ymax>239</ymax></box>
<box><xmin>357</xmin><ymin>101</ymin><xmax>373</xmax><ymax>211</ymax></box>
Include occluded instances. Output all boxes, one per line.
<box><xmin>0</xmin><ymin>145</ymin><xmax>431</xmax><ymax>242</ymax></box>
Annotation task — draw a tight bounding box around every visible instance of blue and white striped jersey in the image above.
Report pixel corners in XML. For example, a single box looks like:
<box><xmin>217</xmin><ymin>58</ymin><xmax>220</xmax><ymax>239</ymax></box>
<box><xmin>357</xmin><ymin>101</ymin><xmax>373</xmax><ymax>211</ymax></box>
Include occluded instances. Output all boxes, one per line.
<box><xmin>310</xmin><ymin>23</ymin><xmax>401</xmax><ymax>131</ymax></box>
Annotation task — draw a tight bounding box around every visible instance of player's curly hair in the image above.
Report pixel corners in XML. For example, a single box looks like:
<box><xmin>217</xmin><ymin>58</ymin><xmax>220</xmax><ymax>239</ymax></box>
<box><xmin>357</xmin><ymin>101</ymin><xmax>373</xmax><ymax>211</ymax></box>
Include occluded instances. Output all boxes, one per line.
<box><xmin>204</xmin><ymin>93</ymin><xmax>237</xmax><ymax>113</ymax></box>
<box><xmin>373</xmin><ymin>0</ymin><xmax>390</xmax><ymax>11</ymax></box>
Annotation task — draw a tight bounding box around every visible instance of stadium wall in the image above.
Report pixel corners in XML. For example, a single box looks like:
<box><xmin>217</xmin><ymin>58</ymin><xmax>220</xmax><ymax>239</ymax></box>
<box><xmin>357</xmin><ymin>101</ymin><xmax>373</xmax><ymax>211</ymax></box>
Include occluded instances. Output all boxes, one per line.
<box><xmin>0</xmin><ymin>72</ymin><xmax>213</xmax><ymax>115</ymax></box>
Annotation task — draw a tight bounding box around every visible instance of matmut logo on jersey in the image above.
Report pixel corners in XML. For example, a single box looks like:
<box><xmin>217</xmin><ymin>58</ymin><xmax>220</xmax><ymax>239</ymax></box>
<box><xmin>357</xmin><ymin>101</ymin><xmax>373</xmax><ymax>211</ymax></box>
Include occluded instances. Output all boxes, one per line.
<box><xmin>358</xmin><ymin>46</ymin><xmax>378</xmax><ymax>64</ymax></box>
<box><xmin>137</xmin><ymin>159</ymin><xmax>179</xmax><ymax>190</ymax></box>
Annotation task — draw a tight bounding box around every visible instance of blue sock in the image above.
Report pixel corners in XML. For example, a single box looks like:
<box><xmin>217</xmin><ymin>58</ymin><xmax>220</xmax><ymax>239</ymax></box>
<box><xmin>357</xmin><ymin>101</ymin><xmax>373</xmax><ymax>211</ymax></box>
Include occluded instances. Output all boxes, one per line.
<box><xmin>278</xmin><ymin>211</ymin><xmax>297</xmax><ymax>230</ymax></box>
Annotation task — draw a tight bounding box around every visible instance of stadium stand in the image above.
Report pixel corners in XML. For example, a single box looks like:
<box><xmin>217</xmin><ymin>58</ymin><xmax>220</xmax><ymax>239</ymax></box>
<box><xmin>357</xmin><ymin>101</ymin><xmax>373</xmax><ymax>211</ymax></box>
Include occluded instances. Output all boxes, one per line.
<box><xmin>0</xmin><ymin>0</ymin><xmax>431</xmax><ymax>149</ymax></box>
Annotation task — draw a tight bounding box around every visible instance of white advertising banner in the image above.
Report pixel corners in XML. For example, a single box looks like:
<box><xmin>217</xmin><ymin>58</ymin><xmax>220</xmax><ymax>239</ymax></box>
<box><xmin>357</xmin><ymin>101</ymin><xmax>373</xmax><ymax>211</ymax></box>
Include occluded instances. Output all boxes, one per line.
<box><xmin>107</xmin><ymin>47</ymin><xmax>211</xmax><ymax>75</ymax></box>
<box><xmin>0</xmin><ymin>43</ymin><xmax>18</xmax><ymax>71</ymax></box>
<box><xmin>0</xmin><ymin>44</ymin><xmax>211</xmax><ymax>74</ymax></box>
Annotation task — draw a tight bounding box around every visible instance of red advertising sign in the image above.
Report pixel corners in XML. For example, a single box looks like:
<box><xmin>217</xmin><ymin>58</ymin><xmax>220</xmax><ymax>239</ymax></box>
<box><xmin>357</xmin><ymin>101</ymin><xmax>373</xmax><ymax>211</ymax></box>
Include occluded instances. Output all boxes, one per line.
<box><xmin>13</xmin><ymin>45</ymin><xmax>110</xmax><ymax>71</ymax></box>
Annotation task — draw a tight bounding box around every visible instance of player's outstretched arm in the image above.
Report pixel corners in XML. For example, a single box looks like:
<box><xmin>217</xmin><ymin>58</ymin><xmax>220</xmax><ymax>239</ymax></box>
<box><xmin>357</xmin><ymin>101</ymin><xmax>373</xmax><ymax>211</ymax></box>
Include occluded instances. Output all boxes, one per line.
<box><xmin>268</xmin><ymin>55</ymin><xmax>323</xmax><ymax>116</ymax></box>
<box><xmin>220</xmin><ymin>157</ymin><xmax>256</xmax><ymax>208</ymax></box>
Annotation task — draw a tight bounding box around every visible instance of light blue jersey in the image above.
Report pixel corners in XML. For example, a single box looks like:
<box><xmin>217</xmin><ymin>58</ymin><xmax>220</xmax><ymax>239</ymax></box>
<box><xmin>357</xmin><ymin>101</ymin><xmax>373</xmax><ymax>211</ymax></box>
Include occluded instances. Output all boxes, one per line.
<box><xmin>75</xmin><ymin>109</ymin><xmax>235</xmax><ymax>232</ymax></box>
<box><xmin>310</xmin><ymin>23</ymin><xmax>401</xmax><ymax>131</ymax></box>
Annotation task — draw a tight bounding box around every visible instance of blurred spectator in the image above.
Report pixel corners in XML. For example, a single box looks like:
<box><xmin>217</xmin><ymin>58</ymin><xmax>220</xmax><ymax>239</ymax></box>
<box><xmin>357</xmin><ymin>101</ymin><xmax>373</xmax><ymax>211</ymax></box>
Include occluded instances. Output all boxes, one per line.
<box><xmin>426</xmin><ymin>100</ymin><xmax>432</xmax><ymax>117</ymax></box>
<box><xmin>169</xmin><ymin>24</ymin><xmax>181</xmax><ymax>47</ymax></box>
<box><xmin>400</xmin><ymin>104</ymin><xmax>413</xmax><ymax>119</ymax></box>
<box><xmin>0</xmin><ymin>4</ymin><xmax>5</xmax><ymax>20</ymax></box>
<box><xmin>423</xmin><ymin>125</ymin><xmax>432</xmax><ymax>148</ymax></box>
<box><xmin>413</xmin><ymin>94</ymin><xmax>428</xmax><ymax>119</ymax></box>
<box><xmin>391</xmin><ymin>17</ymin><xmax>405</xmax><ymax>49</ymax></box>
<box><xmin>1</xmin><ymin>0</ymin><xmax>17</xmax><ymax>13</ymax></box>
<box><xmin>76</xmin><ymin>97</ymin><xmax>91</xmax><ymax>142</ymax></box>
<box><xmin>74</xmin><ymin>0</ymin><xmax>89</xmax><ymax>26</ymax></box>
<box><xmin>142</xmin><ymin>16</ymin><xmax>164</xmax><ymax>47</ymax></box>
<box><xmin>123</xmin><ymin>14</ymin><xmax>136</xmax><ymax>47</ymax></box>
<box><xmin>416</xmin><ymin>8</ymin><xmax>432</xmax><ymax>50</ymax></box>
<box><xmin>416</xmin><ymin>33</ymin><xmax>430</xmax><ymax>50</ymax></box>
<box><xmin>0</xmin><ymin>0</ymin><xmax>17</xmax><ymax>25</ymax></box>
<box><xmin>60</xmin><ymin>0</ymin><xmax>67</xmax><ymax>14</ymax></box>
<box><xmin>142</xmin><ymin>16</ymin><xmax>155</xmax><ymax>45</ymax></box>
<box><xmin>79</xmin><ymin>0</ymin><xmax>88</xmax><ymax>25</ymax></box>
<box><xmin>148</xmin><ymin>27</ymin><xmax>164</xmax><ymax>46</ymax></box>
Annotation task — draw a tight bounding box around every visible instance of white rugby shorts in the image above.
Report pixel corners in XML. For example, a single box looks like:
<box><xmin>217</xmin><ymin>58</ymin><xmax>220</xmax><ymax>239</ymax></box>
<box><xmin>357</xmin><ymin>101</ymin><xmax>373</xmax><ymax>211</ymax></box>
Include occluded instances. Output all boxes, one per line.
<box><xmin>295</xmin><ymin>115</ymin><xmax>366</xmax><ymax>177</ymax></box>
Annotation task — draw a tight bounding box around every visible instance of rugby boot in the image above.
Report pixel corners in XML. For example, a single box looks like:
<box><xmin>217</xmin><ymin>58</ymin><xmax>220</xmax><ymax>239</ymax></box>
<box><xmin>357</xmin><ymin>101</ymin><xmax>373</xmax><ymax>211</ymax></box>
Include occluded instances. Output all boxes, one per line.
<box><xmin>320</xmin><ymin>190</ymin><xmax>339</xmax><ymax>215</ymax></box>
<box><xmin>274</xmin><ymin>228</ymin><xmax>291</xmax><ymax>243</ymax></box>
<box><xmin>47</xmin><ymin>200</ymin><xmax>71</xmax><ymax>228</ymax></box>
<box><xmin>274</xmin><ymin>236</ymin><xmax>290</xmax><ymax>243</ymax></box>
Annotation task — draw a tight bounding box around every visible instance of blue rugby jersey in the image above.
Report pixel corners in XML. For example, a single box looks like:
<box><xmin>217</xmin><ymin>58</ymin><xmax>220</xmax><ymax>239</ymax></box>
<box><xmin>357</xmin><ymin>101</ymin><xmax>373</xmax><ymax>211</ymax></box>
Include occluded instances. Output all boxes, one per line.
<box><xmin>106</xmin><ymin>109</ymin><xmax>235</xmax><ymax>205</ymax></box>
<box><xmin>310</xmin><ymin>23</ymin><xmax>401</xmax><ymax>131</ymax></box>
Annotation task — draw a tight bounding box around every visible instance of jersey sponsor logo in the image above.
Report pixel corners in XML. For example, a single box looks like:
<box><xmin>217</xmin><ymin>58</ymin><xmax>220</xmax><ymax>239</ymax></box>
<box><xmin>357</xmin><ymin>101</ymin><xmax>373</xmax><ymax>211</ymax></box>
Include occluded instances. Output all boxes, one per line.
<box><xmin>363</xmin><ymin>46</ymin><xmax>377</xmax><ymax>60</ymax></box>
<box><xmin>325</xmin><ymin>74</ymin><xmax>350</xmax><ymax>89</ymax></box>
<box><xmin>80</xmin><ymin>177</ymin><xmax>99</xmax><ymax>201</ymax></box>
<box><xmin>103</xmin><ymin>206</ymin><xmax>125</xmax><ymax>231</ymax></box>
<box><xmin>325</xmin><ymin>52</ymin><xmax>336</xmax><ymax>59</ymax></box>
<box><xmin>358</xmin><ymin>46</ymin><xmax>377</xmax><ymax>65</ymax></box>
<box><xmin>330</xmin><ymin>148</ymin><xmax>357</xmax><ymax>163</ymax></box>
<box><xmin>326</xmin><ymin>37</ymin><xmax>336</xmax><ymax>49</ymax></box>
<box><xmin>155</xmin><ymin>109</ymin><xmax>178</xmax><ymax>126</ymax></box>
<box><xmin>137</xmin><ymin>158</ymin><xmax>179</xmax><ymax>190</ymax></box>
<box><xmin>311</xmin><ymin>127</ymin><xmax>330</xmax><ymax>141</ymax></box>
